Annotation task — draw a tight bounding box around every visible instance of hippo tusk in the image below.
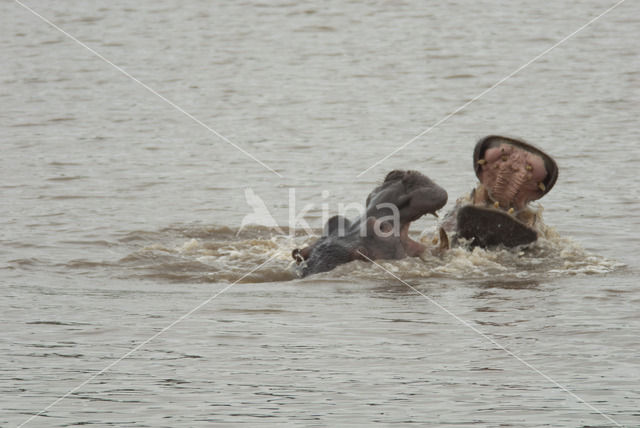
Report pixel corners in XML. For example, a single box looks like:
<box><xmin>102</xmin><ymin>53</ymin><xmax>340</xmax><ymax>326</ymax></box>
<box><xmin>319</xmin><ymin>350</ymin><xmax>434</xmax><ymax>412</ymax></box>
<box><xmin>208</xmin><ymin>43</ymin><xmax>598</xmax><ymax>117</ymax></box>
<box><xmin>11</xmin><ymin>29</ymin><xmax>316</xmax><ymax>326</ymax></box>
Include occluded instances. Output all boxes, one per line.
<box><xmin>438</xmin><ymin>227</ymin><xmax>450</xmax><ymax>251</ymax></box>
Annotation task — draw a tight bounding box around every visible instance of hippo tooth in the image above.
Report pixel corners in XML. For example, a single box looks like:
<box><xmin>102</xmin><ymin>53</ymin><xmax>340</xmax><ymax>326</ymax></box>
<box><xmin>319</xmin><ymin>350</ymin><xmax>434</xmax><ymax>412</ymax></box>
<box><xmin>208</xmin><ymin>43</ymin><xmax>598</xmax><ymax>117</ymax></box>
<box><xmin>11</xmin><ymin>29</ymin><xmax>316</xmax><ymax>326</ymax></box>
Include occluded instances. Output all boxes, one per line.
<box><xmin>526</xmin><ymin>164</ymin><xmax>532</xmax><ymax>171</ymax></box>
<box><xmin>538</xmin><ymin>182</ymin><xmax>546</xmax><ymax>191</ymax></box>
<box><xmin>508</xmin><ymin>207</ymin><xmax>515</xmax><ymax>215</ymax></box>
<box><xmin>494</xmin><ymin>201</ymin><xmax>500</xmax><ymax>209</ymax></box>
<box><xmin>477</xmin><ymin>159</ymin><xmax>486</xmax><ymax>165</ymax></box>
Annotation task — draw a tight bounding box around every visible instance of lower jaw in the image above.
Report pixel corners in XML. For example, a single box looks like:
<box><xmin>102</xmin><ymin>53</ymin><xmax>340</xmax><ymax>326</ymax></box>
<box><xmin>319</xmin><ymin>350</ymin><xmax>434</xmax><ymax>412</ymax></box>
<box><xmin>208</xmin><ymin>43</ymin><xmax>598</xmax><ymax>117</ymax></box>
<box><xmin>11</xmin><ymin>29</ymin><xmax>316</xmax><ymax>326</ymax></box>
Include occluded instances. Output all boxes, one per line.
<box><xmin>400</xmin><ymin>223</ymin><xmax>427</xmax><ymax>257</ymax></box>
<box><xmin>472</xmin><ymin>184</ymin><xmax>539</xmax><ymax>228</ymax></box>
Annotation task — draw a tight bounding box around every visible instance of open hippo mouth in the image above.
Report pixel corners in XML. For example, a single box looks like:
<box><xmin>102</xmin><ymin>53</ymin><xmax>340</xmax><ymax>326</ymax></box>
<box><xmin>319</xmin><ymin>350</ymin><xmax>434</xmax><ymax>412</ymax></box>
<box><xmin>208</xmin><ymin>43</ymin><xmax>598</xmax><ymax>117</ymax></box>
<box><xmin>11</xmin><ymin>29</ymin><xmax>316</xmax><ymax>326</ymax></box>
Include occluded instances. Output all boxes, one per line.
<box><xmin>455</xmin><ymin>135</ymin><xmax>559</xmax><ymax>248</ymax></box>
<box><xmin>473</xmin><ymin>135</ymin><xmax>558</xmax><ymax>210</ymax></box>
<box><xmin>293</xmin><ymin>170</ymin><xmax>448</xmax><ymax>276</ymax></box>
<box><xmin>365</xmin><ymin>170</ymin><xmax>448</xmax><ymax>257</ymax></box>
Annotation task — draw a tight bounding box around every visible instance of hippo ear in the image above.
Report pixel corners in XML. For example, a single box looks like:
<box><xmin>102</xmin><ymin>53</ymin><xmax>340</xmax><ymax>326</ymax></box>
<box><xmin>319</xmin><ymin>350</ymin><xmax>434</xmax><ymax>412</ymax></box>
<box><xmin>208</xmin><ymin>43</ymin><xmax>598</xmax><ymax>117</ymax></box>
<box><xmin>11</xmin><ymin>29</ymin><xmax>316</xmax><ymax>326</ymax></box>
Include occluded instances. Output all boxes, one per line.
<box><xmin>324</xmin><ymin>215</ymin><xmax>351</xmax><ymax>236</ymax></box>
<box><xmin>292</xmin><ymin>246</ymin><xmax>312</xmax><ymax>263</ymax></box>
<box><xmin>384</xmin><ymin>170</ymin><xmax>405</xmax><ymax>183</ymax></box>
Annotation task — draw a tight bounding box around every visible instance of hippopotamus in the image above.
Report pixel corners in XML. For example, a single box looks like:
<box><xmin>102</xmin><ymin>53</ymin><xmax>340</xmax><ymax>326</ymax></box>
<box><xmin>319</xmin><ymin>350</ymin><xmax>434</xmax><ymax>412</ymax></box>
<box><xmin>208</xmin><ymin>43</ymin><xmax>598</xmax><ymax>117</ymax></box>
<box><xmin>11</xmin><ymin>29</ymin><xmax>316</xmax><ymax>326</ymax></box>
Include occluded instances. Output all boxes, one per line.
<box><xmin>293</xmin><ymin>135</ymin><xmax>558</xmax><ymax>276</ymax></box>
<box><xmin>441</xmin><ymin>135</ymin><xmax>558</xmax><ymax>248</ymax></box>
<box><xmin>292</xmin><ymin>170</ymin><xmax>448</xmax><ymax>276</ymax></box>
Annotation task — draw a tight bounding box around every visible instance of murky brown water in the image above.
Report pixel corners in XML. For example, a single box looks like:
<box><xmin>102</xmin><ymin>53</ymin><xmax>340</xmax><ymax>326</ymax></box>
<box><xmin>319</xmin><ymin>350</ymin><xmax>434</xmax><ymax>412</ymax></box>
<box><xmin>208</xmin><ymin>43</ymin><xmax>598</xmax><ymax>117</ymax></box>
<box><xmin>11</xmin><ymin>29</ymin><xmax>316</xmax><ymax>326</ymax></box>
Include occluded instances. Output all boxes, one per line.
<box><xmin>2</xmin><ymin>0</ymin><xmax>639</xmax><ymax>426</ymax></box>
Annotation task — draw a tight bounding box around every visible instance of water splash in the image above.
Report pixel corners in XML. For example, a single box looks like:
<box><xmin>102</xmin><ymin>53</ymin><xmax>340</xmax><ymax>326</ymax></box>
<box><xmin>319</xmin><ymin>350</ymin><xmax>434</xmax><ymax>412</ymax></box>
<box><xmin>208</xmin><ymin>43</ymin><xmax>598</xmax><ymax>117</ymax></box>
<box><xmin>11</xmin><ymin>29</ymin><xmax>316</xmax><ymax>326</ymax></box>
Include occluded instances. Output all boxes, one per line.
<box><xmin>116</xmin><ymin>224</ymin><xmax>623</xmax><ymax>284</ymax></box>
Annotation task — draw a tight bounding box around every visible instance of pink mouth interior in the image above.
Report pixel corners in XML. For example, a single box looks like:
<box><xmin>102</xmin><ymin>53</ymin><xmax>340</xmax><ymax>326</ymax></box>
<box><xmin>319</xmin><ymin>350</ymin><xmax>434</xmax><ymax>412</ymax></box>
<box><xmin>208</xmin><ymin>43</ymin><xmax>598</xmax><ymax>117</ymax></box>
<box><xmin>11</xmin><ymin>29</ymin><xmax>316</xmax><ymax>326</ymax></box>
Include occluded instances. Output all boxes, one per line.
<box><xmin>478</xmin><ymin>143</ymin><xmax>548</xmax><ymax>210</ymax></box>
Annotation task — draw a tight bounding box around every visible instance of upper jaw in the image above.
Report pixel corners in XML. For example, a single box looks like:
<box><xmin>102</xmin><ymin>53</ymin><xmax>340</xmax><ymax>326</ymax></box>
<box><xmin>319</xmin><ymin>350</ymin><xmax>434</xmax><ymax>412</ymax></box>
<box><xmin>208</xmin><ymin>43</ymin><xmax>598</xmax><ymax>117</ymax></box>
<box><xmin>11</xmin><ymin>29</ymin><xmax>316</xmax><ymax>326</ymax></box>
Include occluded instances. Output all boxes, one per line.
<box><xmin>473</xmin><ymin>135</ymin><xmax>558</xmax><ymax>211</ymax></box>
<box><xmin>367</xmin><ymin>170</ymin><xmax>448</xmax><ymax>222</ymax></box>
<box><xmin>411</xmin><ymin>184</ymin><xmax>448</xmax><ymax>218</ymax></box>
<box><xmin>398</xmin><ymin>182</ymin><xmax>448</xmax><ymax>225</ymax></box>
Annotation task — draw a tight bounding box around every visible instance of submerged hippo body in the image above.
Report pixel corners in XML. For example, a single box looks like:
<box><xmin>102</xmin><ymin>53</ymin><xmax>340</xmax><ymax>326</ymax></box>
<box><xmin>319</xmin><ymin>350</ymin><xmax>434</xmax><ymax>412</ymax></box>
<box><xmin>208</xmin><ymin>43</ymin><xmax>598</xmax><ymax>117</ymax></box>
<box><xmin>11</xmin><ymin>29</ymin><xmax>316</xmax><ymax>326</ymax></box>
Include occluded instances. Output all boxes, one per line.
<box><xmin>293</xmin><ymin>170</ymin><xmax>448</xmax><ymax>277</ymax></box>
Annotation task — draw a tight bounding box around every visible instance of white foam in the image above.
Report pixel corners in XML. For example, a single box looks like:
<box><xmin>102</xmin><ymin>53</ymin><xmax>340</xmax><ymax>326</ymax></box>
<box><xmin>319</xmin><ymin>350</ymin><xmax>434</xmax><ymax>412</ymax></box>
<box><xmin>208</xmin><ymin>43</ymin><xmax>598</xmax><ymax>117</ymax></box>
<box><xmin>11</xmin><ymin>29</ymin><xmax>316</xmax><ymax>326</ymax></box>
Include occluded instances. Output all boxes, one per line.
<box><xmin>124</xmin><ymin>225</ymin><xmax>622</xmax><ymax>283</ymax></box>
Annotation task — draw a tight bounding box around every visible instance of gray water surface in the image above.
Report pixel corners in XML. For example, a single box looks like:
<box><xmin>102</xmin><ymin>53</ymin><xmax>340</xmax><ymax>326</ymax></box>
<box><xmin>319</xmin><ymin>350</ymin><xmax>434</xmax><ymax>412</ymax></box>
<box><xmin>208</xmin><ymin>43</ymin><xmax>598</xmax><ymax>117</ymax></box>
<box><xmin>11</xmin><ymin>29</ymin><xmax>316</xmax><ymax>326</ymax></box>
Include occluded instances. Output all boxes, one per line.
<box><xmin>2</xmin><ymin>0</ymin><xmax>639</xmax><ymax>426</ymax></box>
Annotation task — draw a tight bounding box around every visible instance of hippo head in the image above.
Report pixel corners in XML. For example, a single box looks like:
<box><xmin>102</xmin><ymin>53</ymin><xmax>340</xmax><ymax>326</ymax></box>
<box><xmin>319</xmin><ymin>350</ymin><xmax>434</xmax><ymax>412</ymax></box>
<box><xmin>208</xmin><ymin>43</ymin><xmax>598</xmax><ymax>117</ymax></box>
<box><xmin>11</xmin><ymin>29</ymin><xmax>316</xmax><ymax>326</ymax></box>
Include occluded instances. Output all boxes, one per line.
<box><xmin>454</xmin><ymin>135</ymin><xmax>559</xmax><ymax>248</ymax></box>
<box><xmin>293</xmin><ymin>170</ymin><xmax>448</xmax><ymax>276</ymax></box>
<box><xmin>366</xmin><ymin>170</ymin><xmax>448</xmax><ymax>226</ymax></box>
